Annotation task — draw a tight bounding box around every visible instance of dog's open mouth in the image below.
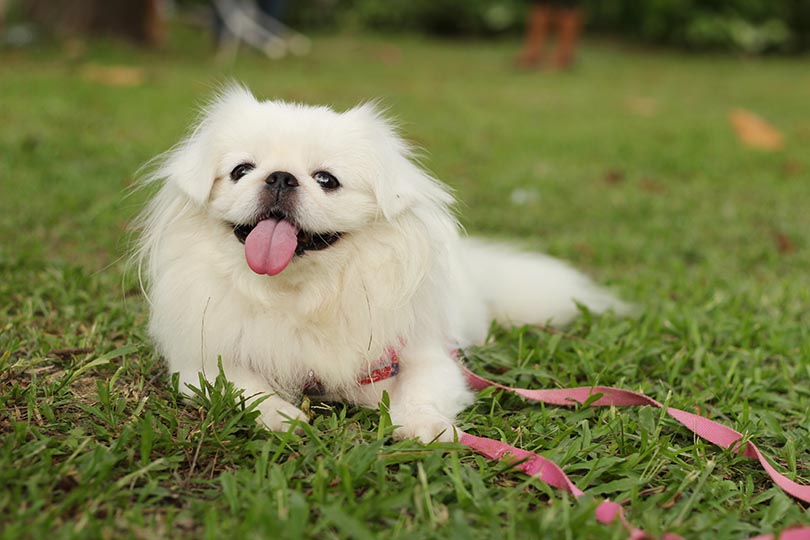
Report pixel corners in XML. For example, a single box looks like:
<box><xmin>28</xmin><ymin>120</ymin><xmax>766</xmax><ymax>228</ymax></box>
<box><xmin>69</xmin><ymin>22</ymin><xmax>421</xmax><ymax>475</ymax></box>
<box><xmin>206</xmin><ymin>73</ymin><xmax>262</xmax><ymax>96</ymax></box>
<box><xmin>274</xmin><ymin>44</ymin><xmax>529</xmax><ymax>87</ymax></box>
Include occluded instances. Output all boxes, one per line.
<box><xmin>232</xmin><ymin>221</ymin><xmax>342</xmax><ymax>253</ymax></box>
<box><xmin>231</xmin><ymin>213</ymin><xmax>342</xmax><ymax>276</ymax></box>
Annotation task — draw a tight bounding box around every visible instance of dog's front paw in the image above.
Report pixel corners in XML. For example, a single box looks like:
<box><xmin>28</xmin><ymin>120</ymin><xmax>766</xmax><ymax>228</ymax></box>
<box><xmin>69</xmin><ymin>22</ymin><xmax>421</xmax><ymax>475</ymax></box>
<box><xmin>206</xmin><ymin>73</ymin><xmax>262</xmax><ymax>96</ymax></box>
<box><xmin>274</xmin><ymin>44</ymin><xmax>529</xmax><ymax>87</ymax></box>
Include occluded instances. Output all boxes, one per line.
<box><xmin>392</xmin><ymin>407</ymin><xmax>457</xmax><ymax>443</ymax></box>
<box><xmin>256</xmin><ymin>398</ymin><xmax>309</xmax><ymax>433</ymax></box>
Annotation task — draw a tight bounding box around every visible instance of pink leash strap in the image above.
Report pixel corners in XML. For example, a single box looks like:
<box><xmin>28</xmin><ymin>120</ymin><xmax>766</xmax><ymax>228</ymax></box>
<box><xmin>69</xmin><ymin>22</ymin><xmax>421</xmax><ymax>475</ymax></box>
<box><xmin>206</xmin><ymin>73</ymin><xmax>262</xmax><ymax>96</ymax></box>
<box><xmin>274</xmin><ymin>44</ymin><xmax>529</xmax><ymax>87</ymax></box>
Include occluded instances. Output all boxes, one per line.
<box><xmin>459</xmin><ymin>432</ymin><xmax>674</xmax><ymax>540</ymax></box>
<box><xmin>459</xmin><ymin>365</ymin><xmax>810</xmax><ymax>539</ymax></box>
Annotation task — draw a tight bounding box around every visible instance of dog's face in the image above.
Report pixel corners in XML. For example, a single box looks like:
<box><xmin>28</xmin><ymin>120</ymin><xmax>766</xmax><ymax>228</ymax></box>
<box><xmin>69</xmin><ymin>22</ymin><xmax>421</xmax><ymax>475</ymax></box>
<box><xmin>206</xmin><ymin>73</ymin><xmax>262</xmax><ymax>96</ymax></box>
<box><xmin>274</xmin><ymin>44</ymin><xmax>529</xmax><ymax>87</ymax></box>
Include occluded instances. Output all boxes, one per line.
<box><xmin>158</xmin><ymin>87</ymin><xmax>452</xmax><ymax>276</ymax></box>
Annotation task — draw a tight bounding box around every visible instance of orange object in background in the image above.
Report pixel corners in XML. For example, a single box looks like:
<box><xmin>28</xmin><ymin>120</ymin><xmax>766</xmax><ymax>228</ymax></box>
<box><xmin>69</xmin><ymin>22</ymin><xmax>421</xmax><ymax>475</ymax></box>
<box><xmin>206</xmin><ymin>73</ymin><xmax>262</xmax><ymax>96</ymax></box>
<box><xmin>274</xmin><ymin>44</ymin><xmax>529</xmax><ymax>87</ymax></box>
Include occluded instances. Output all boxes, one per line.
<box><xmin>730</xmin><ymin>109</ymin><xmax>785</xmax><ymax>150</ymax></box>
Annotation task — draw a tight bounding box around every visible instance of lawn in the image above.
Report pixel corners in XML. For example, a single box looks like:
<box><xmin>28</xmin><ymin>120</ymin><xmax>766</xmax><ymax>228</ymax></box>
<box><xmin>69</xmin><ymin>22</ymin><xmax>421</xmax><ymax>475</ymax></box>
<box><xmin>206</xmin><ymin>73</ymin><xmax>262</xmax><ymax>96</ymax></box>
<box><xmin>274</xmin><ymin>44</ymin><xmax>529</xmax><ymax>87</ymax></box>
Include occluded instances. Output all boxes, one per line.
<box><xmin>1</xmin><ymin>27</ymin><xmax>809</xmax><ymax>540</ymax></box>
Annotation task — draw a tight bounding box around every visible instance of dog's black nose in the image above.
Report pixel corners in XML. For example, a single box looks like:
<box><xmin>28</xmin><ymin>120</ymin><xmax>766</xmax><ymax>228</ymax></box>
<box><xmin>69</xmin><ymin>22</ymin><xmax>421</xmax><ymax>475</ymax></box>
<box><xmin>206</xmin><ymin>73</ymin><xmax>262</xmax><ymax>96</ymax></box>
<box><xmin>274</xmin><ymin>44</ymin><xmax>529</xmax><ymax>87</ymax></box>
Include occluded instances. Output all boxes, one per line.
<box><xmin>266</xmin><ymin>171</ymin><xmax>299</xmax><ymax>191</ymax></box>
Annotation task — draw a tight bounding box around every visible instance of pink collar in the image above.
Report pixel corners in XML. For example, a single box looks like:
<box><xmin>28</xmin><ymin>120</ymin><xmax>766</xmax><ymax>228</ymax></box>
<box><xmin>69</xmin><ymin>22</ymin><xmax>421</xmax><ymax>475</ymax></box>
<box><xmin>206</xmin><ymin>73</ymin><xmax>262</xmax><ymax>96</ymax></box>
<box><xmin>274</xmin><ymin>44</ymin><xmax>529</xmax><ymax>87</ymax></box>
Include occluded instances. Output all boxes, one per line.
<box><xmin>303</xmin><ymin>346</ymin><xmax>400</xmax><ymax>396</ymax></box>
<box><xmin>357</xmin><ymin>346</ymin><xmax>400</xmax><ymax>385</ymax></box>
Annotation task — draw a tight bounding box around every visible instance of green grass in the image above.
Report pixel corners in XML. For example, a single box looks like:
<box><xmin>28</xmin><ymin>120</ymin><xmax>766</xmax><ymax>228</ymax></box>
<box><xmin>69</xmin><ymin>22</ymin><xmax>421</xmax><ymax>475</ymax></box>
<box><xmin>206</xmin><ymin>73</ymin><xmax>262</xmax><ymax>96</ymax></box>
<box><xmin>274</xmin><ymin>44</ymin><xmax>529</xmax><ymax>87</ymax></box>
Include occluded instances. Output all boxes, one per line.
<box><xmin>2</xmin><ymin>28</ymin><xmax>810</xmax><ymax>539</ymax></box>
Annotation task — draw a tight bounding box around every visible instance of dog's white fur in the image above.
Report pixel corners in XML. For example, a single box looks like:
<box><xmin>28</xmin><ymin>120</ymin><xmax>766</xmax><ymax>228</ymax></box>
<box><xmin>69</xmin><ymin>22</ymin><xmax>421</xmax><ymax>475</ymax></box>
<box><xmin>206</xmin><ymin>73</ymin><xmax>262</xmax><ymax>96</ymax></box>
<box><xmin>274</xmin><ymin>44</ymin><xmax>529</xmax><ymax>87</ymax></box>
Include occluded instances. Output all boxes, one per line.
<box><xmin>136</xmin><ymin>86</ymin><xmax>627</xmax><ymax>442</ymax></box>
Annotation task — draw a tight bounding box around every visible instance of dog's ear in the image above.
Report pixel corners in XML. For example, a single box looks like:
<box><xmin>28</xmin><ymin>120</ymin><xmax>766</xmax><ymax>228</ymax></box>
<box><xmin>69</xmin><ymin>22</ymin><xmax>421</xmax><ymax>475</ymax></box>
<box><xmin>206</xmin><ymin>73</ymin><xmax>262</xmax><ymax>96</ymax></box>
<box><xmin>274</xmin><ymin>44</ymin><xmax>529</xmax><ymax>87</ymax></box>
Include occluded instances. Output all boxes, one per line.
<box><xmin>346</xmin><ymin>103</ymin><xmax>454</xmax><ymax>221</ymax></box>
<box><xmin>160</xmin><ymin>86</ymin><xmax>257</xmax><ymax>205</ymax></box>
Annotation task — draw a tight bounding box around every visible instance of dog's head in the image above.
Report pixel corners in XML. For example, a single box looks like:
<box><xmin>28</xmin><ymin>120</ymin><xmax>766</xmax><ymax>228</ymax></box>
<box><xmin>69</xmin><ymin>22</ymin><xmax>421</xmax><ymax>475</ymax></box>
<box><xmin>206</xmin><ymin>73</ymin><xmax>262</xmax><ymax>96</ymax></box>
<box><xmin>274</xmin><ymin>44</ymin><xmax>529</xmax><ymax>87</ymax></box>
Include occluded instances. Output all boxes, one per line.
<box><xmin>154</xmin><ymin>86</ymin><xmax>452</xmax><ymax>276</ymax></box>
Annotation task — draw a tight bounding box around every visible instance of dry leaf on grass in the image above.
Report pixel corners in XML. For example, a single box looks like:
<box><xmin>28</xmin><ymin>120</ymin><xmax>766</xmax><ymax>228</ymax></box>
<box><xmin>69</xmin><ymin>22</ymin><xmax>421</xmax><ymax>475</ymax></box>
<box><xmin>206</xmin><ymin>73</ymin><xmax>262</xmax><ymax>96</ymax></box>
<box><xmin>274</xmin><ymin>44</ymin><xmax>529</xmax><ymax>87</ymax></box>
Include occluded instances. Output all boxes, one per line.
<box><xmin>80</xmin><ymin>64</ymin><xmax>145</xmax><ymax>87</ymax></box>
<box><xmin>625</xmin><ymin>96</ymin><xmax>658</xmax><ymax>117</ymax></box>
<box><xmin>773</xmin><ymin>231</ymin><xmax>796</xmax><ymax>254</ymax></box>
<box><xmin>782</xmin><ymin>160</ymin><xmax>803</xmax><ymax>177</ymax></box>
<box><xmin>376</xmin><ymin>45</ymin><xmax>402</xmax><ymax>66</ymax></box>
<box><xmin>640</xmin><ymin>177</ymin><xmax>665</xmax><ymax>194</ymax></box>
<box><xmin>729</xmin><ymin>108</ymin><xmax>784</xmax><ymax>150</ymax></box>
<box><xmin>602</xmin><ymin>169</ymin><xmax>625</xmax><ymax>185</ymax></box>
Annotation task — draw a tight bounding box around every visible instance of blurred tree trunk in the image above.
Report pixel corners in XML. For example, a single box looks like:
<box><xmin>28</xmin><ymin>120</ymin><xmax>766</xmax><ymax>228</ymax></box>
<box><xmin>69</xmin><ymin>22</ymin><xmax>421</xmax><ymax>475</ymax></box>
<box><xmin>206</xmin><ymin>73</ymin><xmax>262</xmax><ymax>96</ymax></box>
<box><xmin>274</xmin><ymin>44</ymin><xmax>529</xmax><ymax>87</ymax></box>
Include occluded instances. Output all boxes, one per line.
<box><xmin>26</xmin><ymin>0</ymin><xmax>164</xmax><ymax>45</ymax></box>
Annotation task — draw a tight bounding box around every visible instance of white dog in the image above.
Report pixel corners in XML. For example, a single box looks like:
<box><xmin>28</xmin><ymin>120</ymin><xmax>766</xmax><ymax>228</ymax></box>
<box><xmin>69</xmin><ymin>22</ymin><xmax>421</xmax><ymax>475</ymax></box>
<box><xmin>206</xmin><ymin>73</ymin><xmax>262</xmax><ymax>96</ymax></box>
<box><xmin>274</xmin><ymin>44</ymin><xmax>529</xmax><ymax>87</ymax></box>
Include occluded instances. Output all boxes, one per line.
<box><xmin>136</xmin><ymin>86</ymin><xmax>627</xmax><ymax>442</ymax></box>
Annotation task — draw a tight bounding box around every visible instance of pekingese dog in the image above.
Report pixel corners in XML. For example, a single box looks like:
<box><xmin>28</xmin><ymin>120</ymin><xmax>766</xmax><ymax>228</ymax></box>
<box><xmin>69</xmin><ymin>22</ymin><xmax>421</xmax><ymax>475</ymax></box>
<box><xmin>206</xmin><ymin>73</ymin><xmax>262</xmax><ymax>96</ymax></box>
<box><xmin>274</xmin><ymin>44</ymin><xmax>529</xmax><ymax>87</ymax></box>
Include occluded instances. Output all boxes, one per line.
<box><xmin>136</xmin><ymin>86</ymin><xmax>627</xmax><ymax>442</ymax></box>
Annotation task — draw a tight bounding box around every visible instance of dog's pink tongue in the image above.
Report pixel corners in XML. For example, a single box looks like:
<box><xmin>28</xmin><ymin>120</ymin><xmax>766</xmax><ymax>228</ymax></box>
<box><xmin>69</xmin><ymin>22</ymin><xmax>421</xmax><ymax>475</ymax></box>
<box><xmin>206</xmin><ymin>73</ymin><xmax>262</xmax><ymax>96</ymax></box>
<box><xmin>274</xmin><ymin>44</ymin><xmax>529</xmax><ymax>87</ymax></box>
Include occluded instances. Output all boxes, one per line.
<box><xmin>244</xmin><ymin>218</ymin><xmax>299</xmax><ymax>276</ymax></box>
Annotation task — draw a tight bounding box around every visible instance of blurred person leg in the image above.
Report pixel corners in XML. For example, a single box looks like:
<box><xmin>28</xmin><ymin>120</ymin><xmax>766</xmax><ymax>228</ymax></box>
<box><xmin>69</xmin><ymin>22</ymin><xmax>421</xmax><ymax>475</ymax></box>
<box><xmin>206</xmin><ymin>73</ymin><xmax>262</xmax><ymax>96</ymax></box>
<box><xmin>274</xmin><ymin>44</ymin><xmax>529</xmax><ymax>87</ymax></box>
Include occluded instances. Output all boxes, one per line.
<box><xmin>517</xmin><ymin>1</ymin><xmax>553</xmax><ymax>68</ymax></box>
<box><xmin>212</xmin><ymin>1</ymin><xmax>226</xmax><ymax>44</ymax></box>
<box><xmin>144</xmin><ymin>0</ymin><xmax>165</xmax><ymax>46</ymax></box>
<box><xmin>256</xmin><ymin>0</ymin><xmax>286</xmax><ymax>20</ymax></box>
<box><xmin>552</xmin><ymin>1</ymin><xmax>582</xmax><ymax>70</ymax></box>
<box><xmin>212</xmin><ymin>0</ymin><xmax>306</xmax><ymax>60</ymax></box>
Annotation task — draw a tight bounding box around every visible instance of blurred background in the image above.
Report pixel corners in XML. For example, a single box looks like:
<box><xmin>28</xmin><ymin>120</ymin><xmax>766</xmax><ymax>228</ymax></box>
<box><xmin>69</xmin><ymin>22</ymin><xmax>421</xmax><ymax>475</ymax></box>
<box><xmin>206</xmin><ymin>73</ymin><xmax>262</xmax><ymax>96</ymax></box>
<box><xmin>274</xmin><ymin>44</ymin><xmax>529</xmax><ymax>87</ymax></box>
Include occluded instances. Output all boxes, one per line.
<box><xmin>1</xmin><ymin>0</ymin><xmax>808</xmax><ymax>305</ymax></box>
<box><xmin>4</xmin><ymin>0</ymin><xmax>810</xmax><ymax>53</ymax></box>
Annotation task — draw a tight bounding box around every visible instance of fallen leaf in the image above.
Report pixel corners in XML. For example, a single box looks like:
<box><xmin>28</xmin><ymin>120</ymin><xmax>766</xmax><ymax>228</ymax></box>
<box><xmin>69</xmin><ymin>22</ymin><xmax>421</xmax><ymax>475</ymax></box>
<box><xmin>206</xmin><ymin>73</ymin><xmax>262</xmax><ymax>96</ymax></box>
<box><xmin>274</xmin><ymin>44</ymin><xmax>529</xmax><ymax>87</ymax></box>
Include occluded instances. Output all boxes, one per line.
<box><xmin>602</xmin><ymin>169</ymin><xmax>625</xmax><ymax>185</ymax></box>
<box><xmin>773</xmin><ymin>231</ymin><xmax>796</xmax><ymax>254</ymax></box>
<box><xmin>80</xmin><ymin>63</ymin><xmax>145</xmax><ymax>87</ymax></box>
<box><xmin>729</xmin><ymin>109</ymin><xmax>784</xmax><ymax>150</ymax></box>
<box><xmin>625</xmin><ymin>96</ymin><xmax>658</xmax><ymax>117</ymax></box>
<box><xmin>640</xmin><ymin>177</ymin><xmax>665</xmax><ymax>194</ymax></box>
<box><xmin>376</xmin><ymin>45</ymin><xmax>402</xmax><ymax>66</ymax></box>
<box><xmin>782</xmin><ymin>160</ymin><xmax>803</xmax><ymax>177</ymax></box>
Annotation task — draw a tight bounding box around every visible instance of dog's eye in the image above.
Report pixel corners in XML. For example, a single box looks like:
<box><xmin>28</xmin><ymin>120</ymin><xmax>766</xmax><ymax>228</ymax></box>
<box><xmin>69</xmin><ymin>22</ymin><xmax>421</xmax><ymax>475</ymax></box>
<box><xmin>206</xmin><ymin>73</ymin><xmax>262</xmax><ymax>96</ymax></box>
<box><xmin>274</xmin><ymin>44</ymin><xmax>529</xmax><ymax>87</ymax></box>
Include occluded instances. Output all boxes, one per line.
<box><xmin>314</xmin><ymin>171</ymin><xmax>340</xmax><ymax>191</ymax></box>
<box><xmin>230</xmin><ymin>163</ymin><xmax>255</xmax><ymax>181</ymax></box>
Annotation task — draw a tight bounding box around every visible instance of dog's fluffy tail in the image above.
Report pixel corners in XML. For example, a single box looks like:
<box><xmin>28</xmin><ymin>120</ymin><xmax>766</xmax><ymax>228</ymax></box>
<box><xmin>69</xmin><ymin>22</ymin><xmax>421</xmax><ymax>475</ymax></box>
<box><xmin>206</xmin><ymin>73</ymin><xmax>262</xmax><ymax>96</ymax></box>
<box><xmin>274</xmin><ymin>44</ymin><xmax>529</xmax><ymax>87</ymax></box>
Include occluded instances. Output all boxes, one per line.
<box><xmin>458</xmin><ymin>238</ymin><xmax>631</xmax><ymax>330</ymax></box>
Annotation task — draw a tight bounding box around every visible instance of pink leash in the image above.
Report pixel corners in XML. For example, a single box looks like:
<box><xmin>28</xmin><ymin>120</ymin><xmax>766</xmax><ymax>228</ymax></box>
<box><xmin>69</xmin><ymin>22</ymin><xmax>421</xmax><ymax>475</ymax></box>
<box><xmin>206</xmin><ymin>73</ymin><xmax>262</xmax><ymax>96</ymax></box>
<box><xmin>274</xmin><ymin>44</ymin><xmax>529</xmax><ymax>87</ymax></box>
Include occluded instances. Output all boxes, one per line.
<box><xmin>459</xmin><ymin>365</ymin><xmax>810</xmax><ymax>539</ymax></box>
